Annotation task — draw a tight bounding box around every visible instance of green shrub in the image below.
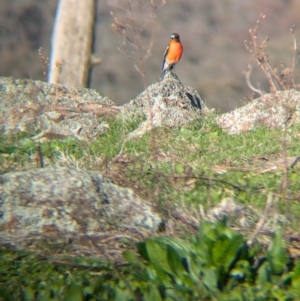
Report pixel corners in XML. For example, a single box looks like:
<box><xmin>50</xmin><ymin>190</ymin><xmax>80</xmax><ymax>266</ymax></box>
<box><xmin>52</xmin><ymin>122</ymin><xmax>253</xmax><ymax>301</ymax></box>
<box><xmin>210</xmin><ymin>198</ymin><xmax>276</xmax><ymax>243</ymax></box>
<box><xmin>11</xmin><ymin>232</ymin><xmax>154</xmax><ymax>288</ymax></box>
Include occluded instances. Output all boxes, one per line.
<box><xmin>123</xmin><ymin>220</ymin><xmax>300</xmax><ymax>300</ymax></box>
<box><xmin>1</xmin><ymin>221</ymin><xmax>300</xmax><ymax>300</ymax></box>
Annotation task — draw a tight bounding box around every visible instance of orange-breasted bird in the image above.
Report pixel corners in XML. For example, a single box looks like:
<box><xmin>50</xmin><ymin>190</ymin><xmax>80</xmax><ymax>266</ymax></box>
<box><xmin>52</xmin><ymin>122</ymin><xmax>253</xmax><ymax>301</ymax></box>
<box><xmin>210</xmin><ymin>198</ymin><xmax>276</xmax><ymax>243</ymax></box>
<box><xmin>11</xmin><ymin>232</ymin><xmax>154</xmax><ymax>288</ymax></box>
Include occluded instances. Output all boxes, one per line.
<box><xmin>160</xmin><ymin>33</ymin><xmax>183</xmax><ymax>80</ymax></box>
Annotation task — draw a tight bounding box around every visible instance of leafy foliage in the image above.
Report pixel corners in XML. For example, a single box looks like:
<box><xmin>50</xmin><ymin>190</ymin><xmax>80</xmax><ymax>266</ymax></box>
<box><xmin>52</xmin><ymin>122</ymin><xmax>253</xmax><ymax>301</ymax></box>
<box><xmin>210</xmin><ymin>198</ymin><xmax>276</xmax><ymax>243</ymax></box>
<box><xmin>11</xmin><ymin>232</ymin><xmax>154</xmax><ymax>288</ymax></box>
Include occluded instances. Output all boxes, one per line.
<box><xmin>1</xmin><ymin>221</ymin><xmax>300</xmax><ymax>300</ymax></box>
<box><xmin>123</xmin><ymin>221</ymin><xmax>300</xmax><ymax>300</ymax></box>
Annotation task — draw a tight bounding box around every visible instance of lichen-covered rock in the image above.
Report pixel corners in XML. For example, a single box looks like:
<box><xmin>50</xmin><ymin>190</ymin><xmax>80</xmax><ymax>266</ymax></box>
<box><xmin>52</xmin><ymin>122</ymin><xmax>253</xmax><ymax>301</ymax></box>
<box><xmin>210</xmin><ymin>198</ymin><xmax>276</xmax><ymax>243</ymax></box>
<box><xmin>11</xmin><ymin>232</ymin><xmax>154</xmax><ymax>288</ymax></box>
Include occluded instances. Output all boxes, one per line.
<box><xmin>0</xmin><ymin>75</ymin><xmax>208</xmax><ymax>142</ymax></box>
<box><xmin>121</xmin><ymin>72</ymin><xmax>208</xmax><ymax>139</ymax></box>
<box><xmin>0</xmin><ymin>77</ymin><xmax>119</xmax><ymax>141</ymax></box>
<box><xmin>0</xmin><ymin>168</ymin><xmax>162</xmax><ymax>241</ymax></box>
<box><xmin>216</xmin><ymin>90</ymin><xmax>300</xmax><ymax>135</ymax></box>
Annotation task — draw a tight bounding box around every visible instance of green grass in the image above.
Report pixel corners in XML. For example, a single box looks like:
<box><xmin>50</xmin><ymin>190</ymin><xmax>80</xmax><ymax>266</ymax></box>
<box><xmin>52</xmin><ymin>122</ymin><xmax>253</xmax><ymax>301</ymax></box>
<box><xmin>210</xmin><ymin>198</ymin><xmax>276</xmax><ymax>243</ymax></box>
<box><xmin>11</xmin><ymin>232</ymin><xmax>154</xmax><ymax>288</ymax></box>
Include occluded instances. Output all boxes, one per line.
<box><xmin>2</xmin><ymin>115</ymin><xmax>300</xmax><ymax>213</ymax></box>
<box><xmin>1</xmin><ymin>116</ymin><xmax>300</xmax><ymax>227</ymax></box>
<box><xmin>2</xmin><ymin>114</ymin><xmax>300</xmax><ymax>300</ymax></box>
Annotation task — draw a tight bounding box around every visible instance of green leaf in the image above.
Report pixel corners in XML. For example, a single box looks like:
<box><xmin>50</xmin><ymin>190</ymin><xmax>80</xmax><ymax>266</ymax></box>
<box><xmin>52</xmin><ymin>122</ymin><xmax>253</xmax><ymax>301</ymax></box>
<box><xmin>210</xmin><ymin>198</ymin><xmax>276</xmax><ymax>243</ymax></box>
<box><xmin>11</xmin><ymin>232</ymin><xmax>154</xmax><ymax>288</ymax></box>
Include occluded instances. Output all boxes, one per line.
<box><xmin>167</xmin><ymin>244</ymin><xmax>187</xmax><ymax>277</ymax></box>
<box><xmin>144</xmin><ymin>284</ymin><xmax>162</xmax><ymax>301</ymax></box>
<box><xmin>22</xmin><ymin>287</ymin><xmax>35</xmax><ymax>301</ymax></box>
<box><xmin>145</xmin><ymin>239</ymin><xmax>172</xmax><ymax>274</ymax></box>
<box><xmin>257</xmin><ymin>261</ymin><xmax>272</xmax><ymax>285</ymax></box>
<box><xmin>115</xmin><ymin>290</ymin><xmax>132</xmax><ymax>301</ymax></box>
<box><xmin>136</xmin><ymin>242</ymin><xmax>150</xmax><ymax>262</ymax></box>
<box><xmin>123</xmin><ymin>250</ymin><xmax>143</xmax><ymax>265</ymax></box>
<box><xmin>267</xmin><ymin>229</ymin><xmax>288</xmax><ymax>274</ymax></box>
<box><xmin>63</xmin><ymin>283</ymin><xmax>84</xmax><ymax>301</ymax></box>
<box><xmin>212</xmin><ymin>234</ymin><xmax>244</xmax><ymax>271</ymax></box>
<box><xmin>201</xmin><ymin>266</ymin><xmax>218</xmax><ymax>292</ymax></box>
<box><xmin>288</xmin><ymin>262</ymin><xmax>300</xmax><ymax>289</ymax></box>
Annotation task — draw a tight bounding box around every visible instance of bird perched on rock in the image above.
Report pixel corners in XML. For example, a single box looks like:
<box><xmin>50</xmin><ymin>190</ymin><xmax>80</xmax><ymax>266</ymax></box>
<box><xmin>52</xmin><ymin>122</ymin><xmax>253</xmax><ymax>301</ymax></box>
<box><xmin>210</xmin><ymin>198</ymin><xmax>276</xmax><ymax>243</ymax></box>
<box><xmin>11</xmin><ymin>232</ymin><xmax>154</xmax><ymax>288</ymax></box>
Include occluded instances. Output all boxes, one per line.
<box><xmin>160</xmin><ymin>33</ymin><xmax>183</xmax><ymax>80</ymax></box>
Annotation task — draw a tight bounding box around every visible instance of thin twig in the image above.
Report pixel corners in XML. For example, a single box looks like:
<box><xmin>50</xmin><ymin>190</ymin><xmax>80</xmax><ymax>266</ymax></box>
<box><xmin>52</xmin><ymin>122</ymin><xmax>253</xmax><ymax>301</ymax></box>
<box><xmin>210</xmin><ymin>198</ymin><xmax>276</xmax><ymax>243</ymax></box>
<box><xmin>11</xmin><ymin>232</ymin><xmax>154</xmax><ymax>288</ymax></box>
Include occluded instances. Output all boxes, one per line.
<box><xmin>169</xmin><ymin>175</ymin><xmax>245</xmax><ymax>191</ymax></box>
<box><xmin>245</xmin><ymin>64</ymin><xmax>263</xmax><ymax>96</ymax></box>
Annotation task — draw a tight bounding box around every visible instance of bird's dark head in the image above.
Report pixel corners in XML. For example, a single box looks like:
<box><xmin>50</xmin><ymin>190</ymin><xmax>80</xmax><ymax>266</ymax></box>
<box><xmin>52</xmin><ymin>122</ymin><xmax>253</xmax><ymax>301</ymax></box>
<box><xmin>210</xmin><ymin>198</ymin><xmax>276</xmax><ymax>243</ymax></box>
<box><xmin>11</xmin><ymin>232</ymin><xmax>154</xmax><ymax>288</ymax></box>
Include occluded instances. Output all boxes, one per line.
<box><xmin>170</xmin><ymin>33</ymin><xmax>180</xmax><ymax>42</ymax></box>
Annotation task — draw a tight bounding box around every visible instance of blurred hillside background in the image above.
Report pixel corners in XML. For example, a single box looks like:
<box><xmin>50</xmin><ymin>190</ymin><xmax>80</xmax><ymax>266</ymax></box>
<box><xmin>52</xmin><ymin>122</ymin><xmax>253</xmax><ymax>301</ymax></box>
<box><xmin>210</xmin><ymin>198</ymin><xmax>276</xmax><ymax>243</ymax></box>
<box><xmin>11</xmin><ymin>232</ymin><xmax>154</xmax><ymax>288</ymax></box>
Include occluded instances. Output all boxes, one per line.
<box><xmin>1</xmin><ymin>0</ymin><xmax>300</xmax><ymax>111</ymax></box>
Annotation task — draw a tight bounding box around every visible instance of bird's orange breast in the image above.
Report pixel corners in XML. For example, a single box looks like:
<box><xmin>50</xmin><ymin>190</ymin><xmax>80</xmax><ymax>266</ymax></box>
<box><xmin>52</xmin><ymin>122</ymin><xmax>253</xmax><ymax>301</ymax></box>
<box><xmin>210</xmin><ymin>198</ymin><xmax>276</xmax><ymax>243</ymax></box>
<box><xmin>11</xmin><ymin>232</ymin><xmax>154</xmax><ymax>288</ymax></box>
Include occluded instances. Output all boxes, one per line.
<box><xmin>167</xmin><ymin>40</ymin><xmax>183</xmax><ymax>63</ymax></box>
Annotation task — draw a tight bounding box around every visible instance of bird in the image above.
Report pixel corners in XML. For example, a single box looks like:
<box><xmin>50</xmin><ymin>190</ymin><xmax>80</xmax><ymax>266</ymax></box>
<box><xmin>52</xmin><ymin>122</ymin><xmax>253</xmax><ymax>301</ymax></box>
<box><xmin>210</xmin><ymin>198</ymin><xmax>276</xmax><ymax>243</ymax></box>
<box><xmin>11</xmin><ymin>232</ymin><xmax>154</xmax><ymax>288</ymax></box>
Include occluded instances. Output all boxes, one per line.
<box><xmin>160</xmin><ymin>33</ymin><xmax>183</xmax><ymax>80</ymax></box>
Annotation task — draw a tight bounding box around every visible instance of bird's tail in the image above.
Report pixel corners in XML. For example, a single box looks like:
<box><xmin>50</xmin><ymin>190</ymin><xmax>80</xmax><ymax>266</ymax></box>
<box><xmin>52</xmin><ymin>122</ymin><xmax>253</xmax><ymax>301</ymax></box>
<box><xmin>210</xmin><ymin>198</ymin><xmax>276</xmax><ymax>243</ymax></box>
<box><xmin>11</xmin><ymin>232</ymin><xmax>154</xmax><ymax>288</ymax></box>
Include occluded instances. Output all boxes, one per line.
<box><xmin>159</xmin><ymin>65</ymin><xmax>174</xmax><ymax>81</ymax></box>
<box><xmin>159</xmin><ymin>70</ymin><xmax>167</xmax><ymax>81</ymax></box>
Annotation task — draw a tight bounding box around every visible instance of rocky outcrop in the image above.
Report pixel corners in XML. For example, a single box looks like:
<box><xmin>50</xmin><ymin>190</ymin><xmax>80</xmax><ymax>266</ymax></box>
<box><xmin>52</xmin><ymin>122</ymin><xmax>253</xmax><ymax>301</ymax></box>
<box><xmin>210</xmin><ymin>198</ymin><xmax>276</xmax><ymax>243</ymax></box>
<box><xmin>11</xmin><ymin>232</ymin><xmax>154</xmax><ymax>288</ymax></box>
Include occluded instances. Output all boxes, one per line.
<box><xmin>0</xmin><ymin>167</ymin><xmax>162</xmax><ymax>251</ymax></box>
<box><xmin>217</xmin><ymin>90</ymin><xmax>300</xmax><ymax>135</ymax></box>
<box><xmin>121</xmin><ymin>71</ymin><xmax>208</xmax><ymax>139</ymax></box>
<box><xmin>0</xmin><ymin>75</ymin><xmax>206</xmax><ymax>256</ymax></box>
<box><xmin>0</xmin><ymin>75</ymin><xmax>207</xmax><ymax>141</ymax></box>
<box><xmin>0</xmin><ymin>77</ymin><xmax>119</xmax><ymax>142</ymax></box>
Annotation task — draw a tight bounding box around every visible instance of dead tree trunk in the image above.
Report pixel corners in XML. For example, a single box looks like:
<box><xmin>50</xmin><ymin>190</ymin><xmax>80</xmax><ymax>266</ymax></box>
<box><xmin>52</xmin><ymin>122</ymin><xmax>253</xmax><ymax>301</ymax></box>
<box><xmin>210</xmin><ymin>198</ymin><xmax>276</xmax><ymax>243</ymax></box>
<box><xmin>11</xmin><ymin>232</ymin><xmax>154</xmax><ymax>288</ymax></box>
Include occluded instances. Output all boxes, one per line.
<box><xmin>48</xmin><ymin>0</ymin><xmax>96</xmax><ymax>88</ymax></box>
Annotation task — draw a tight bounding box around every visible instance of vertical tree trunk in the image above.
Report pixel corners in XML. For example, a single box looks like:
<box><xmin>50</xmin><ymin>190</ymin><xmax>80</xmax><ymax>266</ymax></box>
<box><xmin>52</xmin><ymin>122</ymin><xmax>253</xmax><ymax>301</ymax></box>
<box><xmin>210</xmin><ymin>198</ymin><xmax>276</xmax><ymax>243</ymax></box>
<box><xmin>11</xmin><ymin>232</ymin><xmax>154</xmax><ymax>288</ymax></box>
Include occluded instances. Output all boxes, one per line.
<box><xmin>48</xmin><ymin>0</ymin><xmax>95</xmax><ymax>88</ymax></box>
